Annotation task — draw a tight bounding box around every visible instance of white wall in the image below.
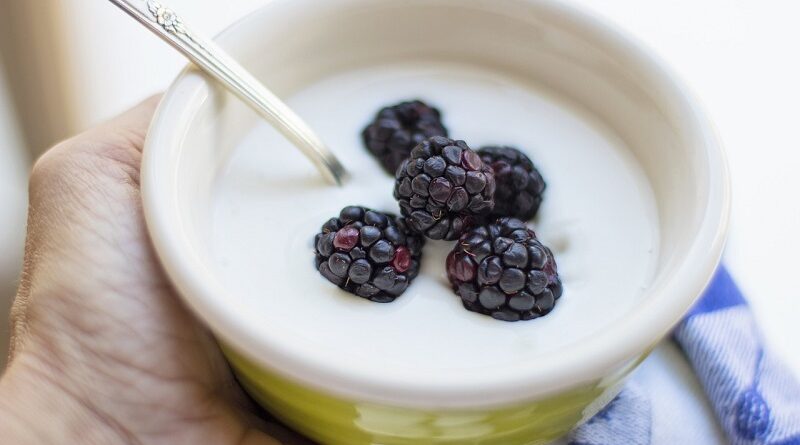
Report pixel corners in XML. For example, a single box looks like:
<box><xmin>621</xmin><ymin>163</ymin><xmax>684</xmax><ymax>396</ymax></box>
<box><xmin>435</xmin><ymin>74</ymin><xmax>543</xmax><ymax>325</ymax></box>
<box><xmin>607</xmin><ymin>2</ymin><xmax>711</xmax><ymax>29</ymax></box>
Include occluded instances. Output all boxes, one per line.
<box><xmin>60</xmin><ymin>0</ymin><xmax>267</xmax><ymax>129</ymax></box>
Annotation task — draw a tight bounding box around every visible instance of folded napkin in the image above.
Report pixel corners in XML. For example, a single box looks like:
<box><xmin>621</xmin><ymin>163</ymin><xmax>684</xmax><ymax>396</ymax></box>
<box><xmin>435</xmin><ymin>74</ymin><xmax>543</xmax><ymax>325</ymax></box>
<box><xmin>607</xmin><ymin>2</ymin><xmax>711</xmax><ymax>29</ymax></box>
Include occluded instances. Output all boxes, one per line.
<box><xmin>567</xmin><ymin>267</ymin><xmax>800</xmax><ymax>445</ymax></box>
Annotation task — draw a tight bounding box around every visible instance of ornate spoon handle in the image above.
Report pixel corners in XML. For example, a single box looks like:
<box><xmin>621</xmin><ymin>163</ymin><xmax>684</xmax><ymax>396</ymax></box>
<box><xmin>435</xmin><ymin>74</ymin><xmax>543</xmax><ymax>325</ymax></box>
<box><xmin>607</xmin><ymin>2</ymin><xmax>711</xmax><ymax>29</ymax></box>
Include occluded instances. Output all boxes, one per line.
<box><xmin>108</xmin><ymin>0</ymin><xmax>349</xmax><ymax>186</ymax></box>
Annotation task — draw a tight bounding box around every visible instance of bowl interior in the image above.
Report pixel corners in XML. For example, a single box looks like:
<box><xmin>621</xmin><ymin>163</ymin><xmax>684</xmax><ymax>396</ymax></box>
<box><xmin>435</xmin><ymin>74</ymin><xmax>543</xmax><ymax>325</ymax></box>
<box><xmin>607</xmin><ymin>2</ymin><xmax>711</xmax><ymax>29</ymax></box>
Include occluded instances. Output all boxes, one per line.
<box><xmin>143</xmin><ymin>0</ymin><xmax>727</xmax><ymax>408</ymax></box>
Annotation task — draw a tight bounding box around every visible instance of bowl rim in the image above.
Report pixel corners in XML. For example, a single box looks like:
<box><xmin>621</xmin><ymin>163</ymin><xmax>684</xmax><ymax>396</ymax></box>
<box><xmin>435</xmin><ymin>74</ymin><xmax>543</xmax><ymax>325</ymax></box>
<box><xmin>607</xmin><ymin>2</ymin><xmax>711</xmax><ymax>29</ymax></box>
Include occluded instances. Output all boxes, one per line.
<box><xmin>142</xmin><ymin>0</ymin><xmax>730</xmax><ymax>408</ymax></box>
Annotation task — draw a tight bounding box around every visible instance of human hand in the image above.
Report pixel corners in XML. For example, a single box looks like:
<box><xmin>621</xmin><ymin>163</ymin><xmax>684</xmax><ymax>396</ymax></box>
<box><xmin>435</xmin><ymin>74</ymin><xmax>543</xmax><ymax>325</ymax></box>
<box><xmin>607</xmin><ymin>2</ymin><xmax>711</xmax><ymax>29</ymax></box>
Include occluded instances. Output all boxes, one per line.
<box><xmin>0</xmin><ymin>97</ymin><xmax>308</xmax><ymax>444</ymax></box>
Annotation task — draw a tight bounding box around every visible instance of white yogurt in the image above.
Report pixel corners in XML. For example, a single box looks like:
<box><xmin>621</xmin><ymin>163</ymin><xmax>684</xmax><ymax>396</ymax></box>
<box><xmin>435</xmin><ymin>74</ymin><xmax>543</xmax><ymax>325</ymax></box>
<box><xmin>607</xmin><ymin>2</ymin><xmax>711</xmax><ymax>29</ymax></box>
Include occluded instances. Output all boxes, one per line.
<box><xmin>211</xmin><ymin>62</ymin><xmax>659</xmax><ymax>371</ymax></box>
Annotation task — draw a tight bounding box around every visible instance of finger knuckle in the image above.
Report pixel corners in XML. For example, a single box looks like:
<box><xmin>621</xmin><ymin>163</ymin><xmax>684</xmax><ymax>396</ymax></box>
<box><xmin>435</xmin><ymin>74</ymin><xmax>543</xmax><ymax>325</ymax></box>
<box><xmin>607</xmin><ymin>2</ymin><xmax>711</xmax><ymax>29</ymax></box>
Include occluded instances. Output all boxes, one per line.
<box><xmin>29</xmin><ymin>140</ymin><xmax>84</xmax><ymax>190</ymax></box>
<box><xmin>30</xmin><ymin>136</ymin><xmax>141</xmax><ymax>196</ymax></box>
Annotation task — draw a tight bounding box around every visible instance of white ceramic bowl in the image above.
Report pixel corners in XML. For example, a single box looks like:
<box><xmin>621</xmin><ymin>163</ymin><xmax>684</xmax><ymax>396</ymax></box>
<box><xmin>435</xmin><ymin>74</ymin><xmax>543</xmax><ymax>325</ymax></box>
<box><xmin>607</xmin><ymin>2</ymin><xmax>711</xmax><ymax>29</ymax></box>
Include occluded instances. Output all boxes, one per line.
<box><xmin>142</xmin><ymin>0</ymin><xmax>730</xmax><ymax>443</ymax></box>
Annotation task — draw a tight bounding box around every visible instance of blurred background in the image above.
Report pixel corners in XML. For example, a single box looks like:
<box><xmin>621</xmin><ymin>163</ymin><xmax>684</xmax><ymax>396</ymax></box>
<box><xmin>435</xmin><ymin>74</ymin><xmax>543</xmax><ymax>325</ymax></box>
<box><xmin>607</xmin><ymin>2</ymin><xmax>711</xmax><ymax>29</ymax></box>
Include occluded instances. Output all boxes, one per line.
<box><xmin>0</xmin><ymin>0</ymin><xmax>797</xmax><ymax>376</ymax></box>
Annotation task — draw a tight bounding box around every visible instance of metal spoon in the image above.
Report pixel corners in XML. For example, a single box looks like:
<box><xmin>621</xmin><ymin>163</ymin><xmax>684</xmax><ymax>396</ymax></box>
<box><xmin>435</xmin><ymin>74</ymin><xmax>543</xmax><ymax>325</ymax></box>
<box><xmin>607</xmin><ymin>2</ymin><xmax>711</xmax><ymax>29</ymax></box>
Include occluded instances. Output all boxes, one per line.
<box><xmin>108</xmin><ymin>0</ymin><xmax>349</xmax><ymax>186</ymax></box>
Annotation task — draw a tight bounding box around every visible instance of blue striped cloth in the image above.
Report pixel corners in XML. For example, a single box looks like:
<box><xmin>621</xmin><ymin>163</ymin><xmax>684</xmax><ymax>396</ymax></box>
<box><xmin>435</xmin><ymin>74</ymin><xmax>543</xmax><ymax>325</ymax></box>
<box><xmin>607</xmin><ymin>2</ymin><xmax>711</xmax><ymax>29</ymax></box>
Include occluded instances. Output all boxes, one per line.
<box><xmin>568</xmin><ymin>267</ymin><xmax>800</xmax><ymax>445</ymax></box>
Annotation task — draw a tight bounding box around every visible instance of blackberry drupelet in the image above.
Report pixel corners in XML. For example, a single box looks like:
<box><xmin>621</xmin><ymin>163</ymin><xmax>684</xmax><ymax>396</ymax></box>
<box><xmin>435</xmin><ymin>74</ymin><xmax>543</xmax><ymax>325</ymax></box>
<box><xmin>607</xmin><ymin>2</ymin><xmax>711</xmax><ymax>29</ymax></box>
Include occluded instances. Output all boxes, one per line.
<box><xmin>314</xmin><ymin>206</ymin><xmax>424</xmax><ymax>303</ymax></box>
<box><xmin>394</xmin><ymin>136</ymin><xmax>496</xmax><ymax>241</ymax></box>
<box><xmin>445</xmin><ymin>217</ymin><xmax>562</xmax><ymax>321</ymax></box>
<box><xmin>478</xmin><ymin>145</ymin><xmax>546</xmax><ymax>220</ymax></box>
<box><xmin>362</xmin><ymin>100</ymin><xmax>448</xmax><ymax>174</ymax></box>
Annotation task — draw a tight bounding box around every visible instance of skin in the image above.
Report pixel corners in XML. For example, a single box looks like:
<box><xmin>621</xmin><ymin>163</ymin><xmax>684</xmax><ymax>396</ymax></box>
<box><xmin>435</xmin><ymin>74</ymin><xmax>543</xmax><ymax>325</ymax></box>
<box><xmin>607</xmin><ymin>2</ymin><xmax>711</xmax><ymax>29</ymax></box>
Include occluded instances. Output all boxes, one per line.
<box><xmin>0</xmin><ymin>97</ymin><xmax>309</xmax><ymax>444</ymax></box>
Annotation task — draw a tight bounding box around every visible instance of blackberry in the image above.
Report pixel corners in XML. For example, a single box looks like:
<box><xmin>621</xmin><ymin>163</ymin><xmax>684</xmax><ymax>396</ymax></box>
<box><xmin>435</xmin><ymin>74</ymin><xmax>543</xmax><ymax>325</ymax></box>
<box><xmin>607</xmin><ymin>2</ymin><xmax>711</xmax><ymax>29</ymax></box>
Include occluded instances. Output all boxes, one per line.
<box><xmin>478</xmin><ymin>146</ymin><xmax>546</xmax><ymax>220</ymax></box>
<box><xmin>445</xmin><ymin>217</ymin><xmax>562</xmax><ymax>321</ymax></box>
<box><xmin>314</xmin><ymin>206</ymin><xmax>424</xmax><ymax>303</ymax></box>
<box><xmin>394</xmin><ymin>136</ymin><xmax>496</xmax><ymax>241</ymax></box>
<box><xmin>362</xmin><ymin>100</ymin><xmax>448</xmax><ymax>174</ymax></box>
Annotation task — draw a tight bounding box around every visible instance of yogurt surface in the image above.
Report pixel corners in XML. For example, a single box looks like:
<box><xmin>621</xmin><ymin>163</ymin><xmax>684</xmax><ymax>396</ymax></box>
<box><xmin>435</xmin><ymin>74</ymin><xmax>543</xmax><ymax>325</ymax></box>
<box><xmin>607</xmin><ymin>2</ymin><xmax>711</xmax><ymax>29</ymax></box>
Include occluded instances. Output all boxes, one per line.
<box><xmin>211</xmin><ymin>62</ymin><xmax>659</xmax><ymax>371</ymax></box>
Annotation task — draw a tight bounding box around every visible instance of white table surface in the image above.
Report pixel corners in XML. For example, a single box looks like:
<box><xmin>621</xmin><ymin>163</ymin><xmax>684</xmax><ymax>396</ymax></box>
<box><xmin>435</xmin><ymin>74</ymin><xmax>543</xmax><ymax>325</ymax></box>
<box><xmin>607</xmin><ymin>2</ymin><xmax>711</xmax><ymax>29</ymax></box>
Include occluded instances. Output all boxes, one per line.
<box><xmin>25</xmin><ymin>0</ymin><xmax>800</xmax><ymax>442</ymax></box>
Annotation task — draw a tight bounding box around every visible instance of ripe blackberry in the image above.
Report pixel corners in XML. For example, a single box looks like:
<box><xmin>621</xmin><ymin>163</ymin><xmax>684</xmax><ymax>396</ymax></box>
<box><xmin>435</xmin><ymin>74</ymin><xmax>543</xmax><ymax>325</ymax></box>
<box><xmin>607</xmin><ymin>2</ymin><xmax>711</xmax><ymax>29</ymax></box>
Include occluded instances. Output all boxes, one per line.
<box><xmin>314</xmin><ymin>206</ymin><xmax>424</xmax><ymax>303</ymax></box>
<box><xmin>394</xmin><ymin>136</ymin><xmax>496</xmax><ymax>241</ymax></box>
<box><xmin>445</xmin><ymin>217</ymin><xmax>562</xmax><ymax>321</ymax></box>
<box><xmin>362</xmin><ymin>100</ymin><xmax>448</xmax><ymax>174</ymax></box>
<box><xmin>478</xmin><ymin>146</ymin><xmax>546</xmax><ymax>220</ymax></box>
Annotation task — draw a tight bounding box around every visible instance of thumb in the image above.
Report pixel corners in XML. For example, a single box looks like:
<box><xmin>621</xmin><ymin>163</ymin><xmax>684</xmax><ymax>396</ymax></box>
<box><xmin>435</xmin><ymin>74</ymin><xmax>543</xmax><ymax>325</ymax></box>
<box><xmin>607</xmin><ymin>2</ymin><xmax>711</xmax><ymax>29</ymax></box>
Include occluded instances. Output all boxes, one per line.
<box><xmin>10</xmin><ymin>95</ymin><xmax>161</xmax><ymax>358</ymax></box>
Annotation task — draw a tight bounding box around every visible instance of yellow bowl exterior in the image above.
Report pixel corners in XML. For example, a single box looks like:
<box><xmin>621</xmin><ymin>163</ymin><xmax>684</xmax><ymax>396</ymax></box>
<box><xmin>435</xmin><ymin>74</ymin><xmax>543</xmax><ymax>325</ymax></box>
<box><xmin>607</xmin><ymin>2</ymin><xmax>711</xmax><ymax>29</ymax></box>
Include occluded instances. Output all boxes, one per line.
<box><xmin>225</xmin><ymin>346</ymin><xmax>648</xmax><ymax>445</ymax></box>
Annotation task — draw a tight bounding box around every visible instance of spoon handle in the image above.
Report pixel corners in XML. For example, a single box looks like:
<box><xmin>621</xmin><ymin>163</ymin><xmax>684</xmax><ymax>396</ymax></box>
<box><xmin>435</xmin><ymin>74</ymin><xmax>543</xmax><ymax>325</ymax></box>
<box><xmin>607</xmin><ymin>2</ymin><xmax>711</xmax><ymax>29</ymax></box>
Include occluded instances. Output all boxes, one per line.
<box><xmin>108</xmin><ymin>0</ymin><xmax>348</xmax><ymax>186</ymax></box>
